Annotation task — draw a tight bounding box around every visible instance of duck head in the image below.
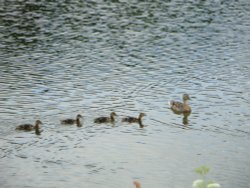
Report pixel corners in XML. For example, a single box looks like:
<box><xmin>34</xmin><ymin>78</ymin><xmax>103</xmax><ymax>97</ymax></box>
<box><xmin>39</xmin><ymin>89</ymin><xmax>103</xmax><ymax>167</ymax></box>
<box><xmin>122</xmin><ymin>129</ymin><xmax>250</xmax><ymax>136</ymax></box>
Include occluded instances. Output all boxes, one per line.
<box><xmin>139</xmin><ymin>113</ymin><xmax>146</xmax><ymax>119</ymax></box>
<box><xmin>183</xmin><ymin>94</ymin><xmax>190</xmax><ymax>101</ymax></box>
<box><xmin>76</xmin><ymin>114</ymin><xmax>83</xmax><ymax>119</ymax></box>
<box><xmin>35</xmin><ymin>120</ymin><xmax>42</xmax><ymax>128</ymax></box>
<box><xmin>110</xmin><ymin>112</ymin><xmax>117</xmax><ymax>117</ymax></box>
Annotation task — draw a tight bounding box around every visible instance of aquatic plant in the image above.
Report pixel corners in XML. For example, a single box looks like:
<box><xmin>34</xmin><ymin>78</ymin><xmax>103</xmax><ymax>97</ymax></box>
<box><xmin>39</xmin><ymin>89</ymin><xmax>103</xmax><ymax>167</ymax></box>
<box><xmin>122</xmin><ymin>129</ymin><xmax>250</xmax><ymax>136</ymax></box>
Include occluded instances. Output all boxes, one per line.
<box><xmin>192</xmin><ymin>166</ymin><xmax>220</xmax><ymax>188</ymax></box>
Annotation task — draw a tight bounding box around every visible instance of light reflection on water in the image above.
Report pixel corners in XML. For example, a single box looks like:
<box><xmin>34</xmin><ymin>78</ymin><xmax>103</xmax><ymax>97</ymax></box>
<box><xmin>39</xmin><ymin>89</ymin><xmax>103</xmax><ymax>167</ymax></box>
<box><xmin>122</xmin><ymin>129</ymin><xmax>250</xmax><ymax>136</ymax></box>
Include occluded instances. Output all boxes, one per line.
<box><xmin>0</xmin><ymin>0</ymin><xmax>250</xmax><ymax>188</ymax></box>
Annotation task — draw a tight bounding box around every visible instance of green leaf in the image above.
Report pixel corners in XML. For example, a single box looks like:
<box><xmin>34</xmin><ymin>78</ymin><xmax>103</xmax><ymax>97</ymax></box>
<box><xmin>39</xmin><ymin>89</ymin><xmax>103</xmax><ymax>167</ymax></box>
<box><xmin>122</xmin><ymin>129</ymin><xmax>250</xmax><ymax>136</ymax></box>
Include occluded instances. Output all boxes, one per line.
<box><xmin>195</xmin><ymin>166</ymin><xmax>210</xmax><ymax>176</ymax></box>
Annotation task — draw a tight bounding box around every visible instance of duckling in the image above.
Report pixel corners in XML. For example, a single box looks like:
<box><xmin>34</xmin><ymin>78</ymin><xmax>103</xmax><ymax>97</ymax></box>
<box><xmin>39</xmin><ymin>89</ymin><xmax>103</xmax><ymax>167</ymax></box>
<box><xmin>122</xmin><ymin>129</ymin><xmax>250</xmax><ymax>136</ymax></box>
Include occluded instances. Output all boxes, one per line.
<box><xmin>16</xmin><ymin>120</ymin><xmax>42</xmax><ymax>132</ymax></box>
<box><xmin>122</xmin><ymin>113</ymin><xmax>146</xmax><ymax>124</ymax></box>
<box><xmin>169</xmin><ymin>94</ymin><xmax>191</xmax><ymax>113</ymax></box>
<box><xmin>61</xmin><ymin>114</ymin><xmax>83</xmax><ymax>127</ymax></box>
<box><xmin>94</xmin><ymin>112</ymin><xmax>117</xmax><ymax>123</ymax></box>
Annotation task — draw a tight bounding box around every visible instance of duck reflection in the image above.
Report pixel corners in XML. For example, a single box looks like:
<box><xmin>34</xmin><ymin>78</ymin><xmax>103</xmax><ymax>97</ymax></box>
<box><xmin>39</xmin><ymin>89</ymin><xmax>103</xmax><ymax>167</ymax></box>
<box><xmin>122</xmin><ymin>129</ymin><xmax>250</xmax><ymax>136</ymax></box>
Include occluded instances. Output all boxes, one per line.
<box><xmin>171</xmin><ymin>109</ymin><xmax>191</xmax><ymax>126</ymax></box>
<box><xmin>139</xmin><ymin>122</ymin><xmax>145</xmax><ymax>128</ymax></box>
<box><xmin>35</xmin><ymin>128</ymin><xmax>42</xmax><ymax>135</ymax></box>
<box><xmin>182</xmin><ymin>112</ymin><xmax>191</xmax><ymax>125</ymax></box>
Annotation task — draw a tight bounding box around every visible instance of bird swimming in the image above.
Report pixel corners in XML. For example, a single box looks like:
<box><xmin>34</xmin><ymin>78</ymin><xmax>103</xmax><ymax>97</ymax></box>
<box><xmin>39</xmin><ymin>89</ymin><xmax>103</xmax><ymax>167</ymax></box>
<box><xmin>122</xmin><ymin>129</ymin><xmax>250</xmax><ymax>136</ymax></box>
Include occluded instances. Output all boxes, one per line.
<box><xmin>169</xmin><ymin>94</ymin><xmax>191</xmax><ymax>113</ymax></box>
<box><xmin>61</xmin><ymin>114</ymin><xmax>83</xmax><ymax>127</ymax></box>
<box><xmin>122</xmin><ymin>113</ymin><xmax>146</xmax><ymax>124</ymax></box>
<box><xmin>16</xmin><ymin>120</ymin><xmax>42</xmax><ymax>133</ymax></box>
<box><xmin>94</xmin><ymin>112</ymin><xmax>117</xmax><ymax>123</ymax></box>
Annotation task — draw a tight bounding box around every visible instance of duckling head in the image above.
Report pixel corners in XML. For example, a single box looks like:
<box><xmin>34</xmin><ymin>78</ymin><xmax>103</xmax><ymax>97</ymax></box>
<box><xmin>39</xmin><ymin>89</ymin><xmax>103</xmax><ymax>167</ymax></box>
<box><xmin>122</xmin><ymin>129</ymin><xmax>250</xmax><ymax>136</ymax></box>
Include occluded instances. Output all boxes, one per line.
<box><xmin>35</xmin><ymin>120</ymin><xmax>42</xmax><ymax>128</ymax></box>
<box><xmin>111</xmin><ymin>112</ymin><xmax>117</xmax><ymax>117</ymax></box>
<box><xmin>35</xmin><ymin>120</ymin><xmax>43</xmax><ymax>127</ymax></box>
<box><xmin>139</xmin><ymin>113</ymin><xmax>146</xmax><ymax>119</ymax></box>
<box><xmin>183</xmin><ymin>94</ymin><xmax>190</xmax><ymax>101</ymax></box>
<box><xmin>76</xmin><ymin>114</ymin><xmax>83</xmax><ymax>119</ymax></box>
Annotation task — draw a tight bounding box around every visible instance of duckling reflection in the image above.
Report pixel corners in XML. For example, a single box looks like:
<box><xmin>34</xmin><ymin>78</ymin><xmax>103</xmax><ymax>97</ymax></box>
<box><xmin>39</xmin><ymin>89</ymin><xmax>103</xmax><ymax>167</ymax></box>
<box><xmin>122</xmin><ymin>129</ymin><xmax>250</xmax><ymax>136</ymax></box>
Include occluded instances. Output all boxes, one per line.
<box><xmin>94</xmin><ymin>112</ymin><xmax>117</xmax><ymax>124</ymax></box>
<box><xmin>16</xmin><ymin>120</ymin><xmax>42</xmax><ymax>134</ymax></box>
<box><xmin>61</xmin><ymin>114</ymin><xmax>83</xmax><ymax>127</ymax></box>
<box><xmin>171</xmin><ymin>108</ymin><xmax>191</xmax><ymax>125</ymax></box>
<box><xmin>122</xmin><ymin>113</ymin><xmax>146</xmax><ymax>126</ymax></box>
<box><xmin>169</xmin><ymin>94</ymin><xmax>191</xmax><ymax>113</ymax></box>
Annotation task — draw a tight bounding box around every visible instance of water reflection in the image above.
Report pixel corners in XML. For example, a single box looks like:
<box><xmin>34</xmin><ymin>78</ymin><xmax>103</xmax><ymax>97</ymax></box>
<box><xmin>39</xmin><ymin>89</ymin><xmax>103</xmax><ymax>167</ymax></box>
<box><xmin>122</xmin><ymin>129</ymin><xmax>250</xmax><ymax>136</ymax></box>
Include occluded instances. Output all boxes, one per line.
<box><xmin>35</xmin><ymin>129</ymin><xmax>42</xmax><ymax>135</ymax></box>
<box><xmin>182</xmin><ymin>113</ymin><xmax>190</xmax><ymax>126</ymax></box>
<box><xmin>170</xmin><ymin>109</ymin><xmax>191</xmax><ymax>126</ymax></box>
<box><xmin>139</xmin><ymin>123</ymin><xmax>145</xmax><ymax>129</ymax></box>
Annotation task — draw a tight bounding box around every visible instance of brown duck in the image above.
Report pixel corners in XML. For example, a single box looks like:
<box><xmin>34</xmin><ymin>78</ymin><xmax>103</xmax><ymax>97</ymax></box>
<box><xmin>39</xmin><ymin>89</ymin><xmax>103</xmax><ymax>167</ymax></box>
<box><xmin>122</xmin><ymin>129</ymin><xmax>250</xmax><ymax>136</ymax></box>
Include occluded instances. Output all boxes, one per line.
<box><xmin>16</xmin><ymin>120</ymin><xmax>42</xmax><ymax>133</ymax></box>
<box><xmin>122</xmin><ymin>113</ymin><xmax>146</xmax><ymax>124</ymax></box>
<box><xmin>169</xmin><ymin>94</ymin><xmax>191</xmax><ymax>113</ymax></box>
<box><xmin>61</xmin><ymin>114</ymin><xmax>83</xmax><ymax>127</ymax></box>
<box><xmin>94</xmin><ymin>112</ymin><xmax>117</xmax><ymax>123</ymax></box>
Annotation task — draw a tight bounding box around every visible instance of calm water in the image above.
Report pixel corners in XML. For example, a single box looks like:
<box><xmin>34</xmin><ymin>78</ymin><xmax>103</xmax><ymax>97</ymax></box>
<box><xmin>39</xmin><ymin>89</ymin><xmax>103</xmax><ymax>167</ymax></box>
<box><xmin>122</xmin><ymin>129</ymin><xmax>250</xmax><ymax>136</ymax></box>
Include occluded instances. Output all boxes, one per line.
<box><xmin>0</xmin><ymin>0</ymin><xmax>250</xmax><ymax>188</ymax></box>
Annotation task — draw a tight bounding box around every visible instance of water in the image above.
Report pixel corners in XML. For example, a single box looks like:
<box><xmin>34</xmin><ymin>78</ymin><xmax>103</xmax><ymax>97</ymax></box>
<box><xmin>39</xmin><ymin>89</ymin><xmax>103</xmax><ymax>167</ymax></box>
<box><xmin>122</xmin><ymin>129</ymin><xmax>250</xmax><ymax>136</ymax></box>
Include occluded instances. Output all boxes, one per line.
<box><xmin>0</xmin><ymin>0</ymin><xmax>250</xmax><ymax>187</ymax></box>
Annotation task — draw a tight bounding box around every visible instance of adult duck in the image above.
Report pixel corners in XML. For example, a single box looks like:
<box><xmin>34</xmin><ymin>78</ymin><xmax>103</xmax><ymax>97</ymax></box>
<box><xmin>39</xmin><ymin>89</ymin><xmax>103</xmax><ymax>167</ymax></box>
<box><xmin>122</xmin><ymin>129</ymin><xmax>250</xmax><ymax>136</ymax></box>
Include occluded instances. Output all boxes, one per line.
<box><xmin>169</xmin><ymin>94</ymin><xmax>191</xmax><ymax>113</ymax></box>
<box><xmin>94</xmin><ymin>112</ymin><xmax>117</xmax><ymax>123</ymax></box>
<box><xmin>61</xmin><ymin>114</ymin><xmax>83</xmax><ymax>127</ymax></box>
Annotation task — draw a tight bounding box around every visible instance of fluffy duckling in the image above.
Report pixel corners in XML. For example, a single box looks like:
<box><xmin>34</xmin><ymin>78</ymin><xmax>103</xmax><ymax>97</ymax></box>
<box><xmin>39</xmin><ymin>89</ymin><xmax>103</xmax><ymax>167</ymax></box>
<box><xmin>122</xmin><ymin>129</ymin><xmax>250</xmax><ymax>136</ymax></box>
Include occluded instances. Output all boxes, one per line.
<box><xmin>16</xmin><ymin>120</ymin><xmax>42</xmax><ymax>132</ymax></box>
<box><xmin>94</xmin><ymin>112</ymin><xmax>117</xmax><ymax>123</ymax></box>
<box><xmin>169</xmin><ymin>94</ymin><xmax>191</xmax><ymax>113</ymax></box>
<box><xmin>61</xmin><ymin>114</ymin><xmax>83</xmax><ymax>127</ymax></box>
<box><xmin>122</xmin><ymin>113</ymin><xmax>146</xmax><ymax>124</ymax></box>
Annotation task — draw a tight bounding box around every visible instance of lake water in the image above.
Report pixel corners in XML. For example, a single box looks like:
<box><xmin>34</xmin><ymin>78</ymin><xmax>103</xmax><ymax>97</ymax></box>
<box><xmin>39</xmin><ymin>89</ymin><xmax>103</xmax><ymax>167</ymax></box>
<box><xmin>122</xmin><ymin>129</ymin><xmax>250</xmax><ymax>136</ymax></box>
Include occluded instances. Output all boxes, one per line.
<box><xmin>0</xmin><ymin>0</ymin><xmax>250</xmax><ymax>188</ymax></box>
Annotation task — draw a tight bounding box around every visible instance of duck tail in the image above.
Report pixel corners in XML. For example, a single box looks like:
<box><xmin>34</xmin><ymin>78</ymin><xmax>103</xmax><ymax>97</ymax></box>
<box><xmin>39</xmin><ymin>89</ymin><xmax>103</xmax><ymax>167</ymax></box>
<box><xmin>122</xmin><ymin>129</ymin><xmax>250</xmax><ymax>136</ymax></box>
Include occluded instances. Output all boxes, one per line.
<box><xmin>168</xmin><ymin>100</ymin><xmax>173</xmax><ymax>107</ymax></box>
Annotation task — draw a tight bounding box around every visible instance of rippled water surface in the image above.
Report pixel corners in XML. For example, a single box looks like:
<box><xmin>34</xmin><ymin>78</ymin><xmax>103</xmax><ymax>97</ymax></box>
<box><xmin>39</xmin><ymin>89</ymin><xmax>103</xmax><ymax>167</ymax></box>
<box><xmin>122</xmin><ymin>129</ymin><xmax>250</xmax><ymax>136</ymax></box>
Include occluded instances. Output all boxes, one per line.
<box><xmin>1</xmin><ymin>0</ymin><xmax>250</xmax><ymax>188</ymax></box>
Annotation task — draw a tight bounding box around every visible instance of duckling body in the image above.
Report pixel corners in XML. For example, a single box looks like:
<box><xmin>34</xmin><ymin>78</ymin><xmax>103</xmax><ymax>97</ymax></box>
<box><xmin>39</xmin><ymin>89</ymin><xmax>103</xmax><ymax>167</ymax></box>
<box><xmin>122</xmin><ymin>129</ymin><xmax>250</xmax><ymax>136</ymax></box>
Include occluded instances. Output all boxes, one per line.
<box><xmin>122</xmin><ymin>113</ymin><xmax>146</xmax><ymax>124</ymax></box>
<box><xmin>61</xmin><ymin>114</ymin><xmax>82</xmax><ymax>127</ymax></box>
<box><xmin>16</xmin><ymin>124</ymin><xmax>34</xmax><ymax>131</ymax></box>
<box><xmin>16</xmin><ymin>120</ymin><xmax>42</xmax><ymax>131</ymax></box>
<box><xmin>61</xmin><ymin>119</ymin><xmax>75</xmax><ymax>124</ymax></box>
<box><xmin>94</xmin><ymin>112</ymin><xmax>117</xmax><ymax>123</ymax></box>
<box><xmin>169</xmin><ymin>94</ymin><xmax>191</xmax><ymax>113</ymax></box>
